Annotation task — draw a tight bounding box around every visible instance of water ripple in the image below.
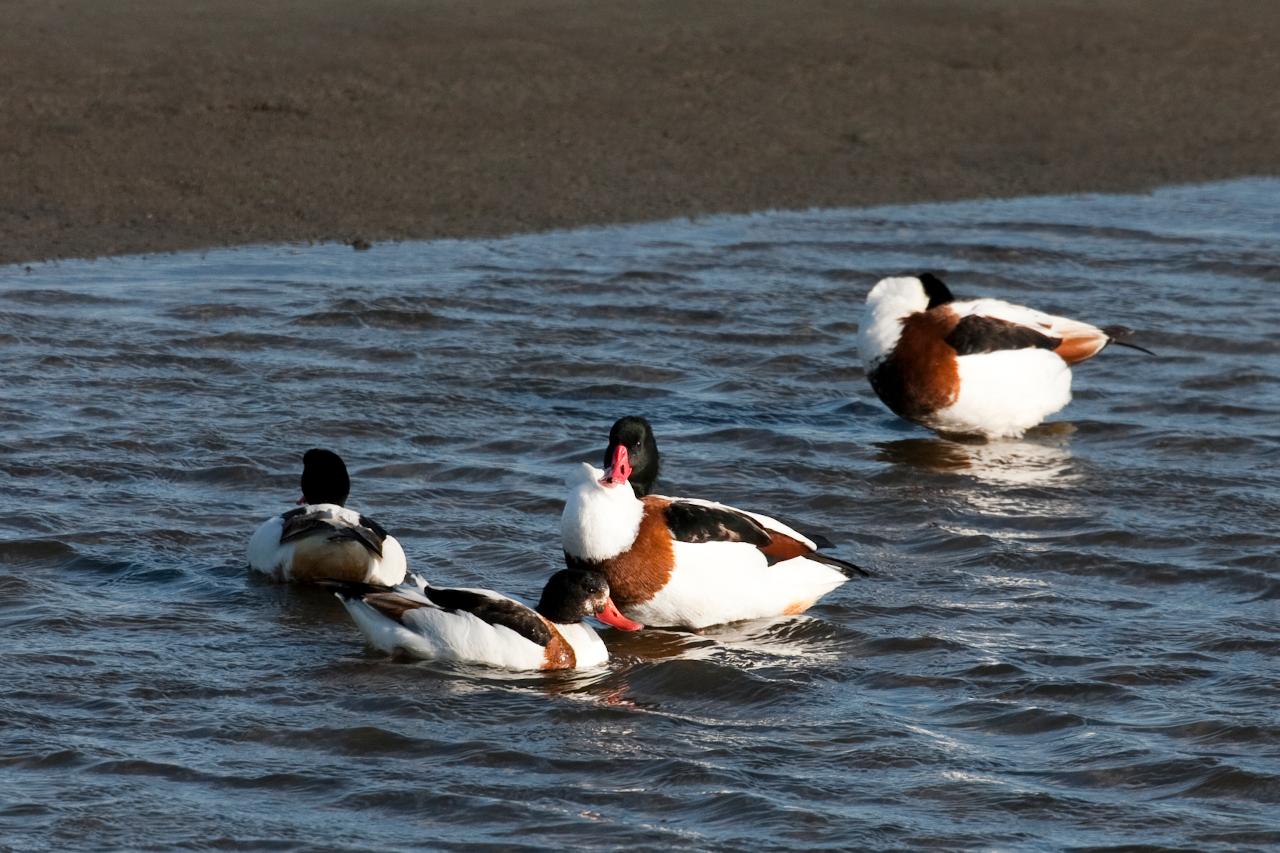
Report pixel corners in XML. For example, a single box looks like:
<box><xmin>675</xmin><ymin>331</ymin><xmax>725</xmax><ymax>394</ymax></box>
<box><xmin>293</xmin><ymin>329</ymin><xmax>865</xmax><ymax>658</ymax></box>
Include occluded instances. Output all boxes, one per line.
<box><xmin>1</xmin><ymin>179</ymin><xmax>1278</xmax><ymax>850</ymax></box>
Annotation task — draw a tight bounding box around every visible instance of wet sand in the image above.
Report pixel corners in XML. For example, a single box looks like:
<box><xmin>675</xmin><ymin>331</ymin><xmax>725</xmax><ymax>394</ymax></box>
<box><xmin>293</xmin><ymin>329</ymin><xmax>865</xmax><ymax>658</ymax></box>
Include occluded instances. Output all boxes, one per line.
<box><xmin>2</xmin><ymin>0</ymin><xmax>1277</xmax><ymax>266</ymax></box>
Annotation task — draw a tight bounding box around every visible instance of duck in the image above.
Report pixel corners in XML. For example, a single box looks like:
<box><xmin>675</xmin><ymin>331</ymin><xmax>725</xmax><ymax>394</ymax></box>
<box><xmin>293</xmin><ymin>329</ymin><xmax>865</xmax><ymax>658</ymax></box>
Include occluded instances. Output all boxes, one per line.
<box><xmin>330</xmin><ymin>569</ymin><xmax>642</xmax><ymax>670</ymax></box>
<box><xmin>858</xmin><ymin>273</ymin><xmax>1154</xmax><ymax>439</ymax></box>
<box><xmin>561</xmin><ymin>417</ymin><xmax>868</xmax><ymax>629</ymax></box>
<box><xmin>247</xmin><ymin>448</ymin><xmax>407</xmax><ymax>586</ymax></box>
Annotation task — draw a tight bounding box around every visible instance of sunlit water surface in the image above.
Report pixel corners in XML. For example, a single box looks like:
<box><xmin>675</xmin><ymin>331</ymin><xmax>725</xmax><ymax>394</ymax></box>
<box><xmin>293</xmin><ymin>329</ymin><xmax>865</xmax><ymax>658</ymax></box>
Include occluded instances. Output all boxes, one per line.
<box><xmin>2</xmin><ymin>180</ymin><xmax>1278</xmax><ymax>851</ymax></box>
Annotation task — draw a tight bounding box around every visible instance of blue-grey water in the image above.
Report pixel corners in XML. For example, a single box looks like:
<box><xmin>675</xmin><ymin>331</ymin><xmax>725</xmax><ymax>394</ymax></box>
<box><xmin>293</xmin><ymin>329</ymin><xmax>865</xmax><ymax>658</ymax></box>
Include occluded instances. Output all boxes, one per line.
<box><xmin>1</xmin><ymin>179</ymin><xmax>1278</xmax><ymax>852</ymax></box>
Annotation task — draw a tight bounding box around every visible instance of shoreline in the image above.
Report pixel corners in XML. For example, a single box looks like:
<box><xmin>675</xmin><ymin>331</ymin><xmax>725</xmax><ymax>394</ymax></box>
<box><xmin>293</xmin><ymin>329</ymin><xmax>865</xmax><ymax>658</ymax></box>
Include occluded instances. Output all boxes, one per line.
<box><xmin>3</xmin><ymin>0</ymin><xmax>1278</xmax><ymax>266</ymax></box>
<box><xmin>8</xmin><ymin>175</ymin><xmax>1271</xmax><ymax>270</ymax></box>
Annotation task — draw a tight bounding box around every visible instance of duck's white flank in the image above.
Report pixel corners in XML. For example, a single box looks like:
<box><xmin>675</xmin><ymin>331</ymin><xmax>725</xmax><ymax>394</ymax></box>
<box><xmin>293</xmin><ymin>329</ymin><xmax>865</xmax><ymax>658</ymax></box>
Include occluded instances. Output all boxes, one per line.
<box><xmin>926</xmin><ymin>349</ymin><xmax>1072</xmax><ymax>438</ymax></box>
<box><xmin>630</xmin><ymin>541</ymin><xmax>848</xmax><ymax>628</ymax></box>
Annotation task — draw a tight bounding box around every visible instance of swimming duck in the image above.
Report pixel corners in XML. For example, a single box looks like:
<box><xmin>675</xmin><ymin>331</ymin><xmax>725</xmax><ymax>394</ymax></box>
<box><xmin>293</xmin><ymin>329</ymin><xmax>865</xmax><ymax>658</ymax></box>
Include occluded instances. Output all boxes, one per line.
<box><xmin>247</xmin><ymin>448</ymin><xmax>407</xmax><ymax>586</ymax></box>
<box><xmin>562</xmin><ymin>417</ymin><xmax>867</xmax><ymax>629</ymax></box>
<box><xmin>859</xmin><ymin>274</ymin><xmax>1154</xmax><ymax>439</ymax></box>
<box><xmin>331</xmin><ymin>569</ymin><xmax>642</xmax><ymax>670</ymax></box>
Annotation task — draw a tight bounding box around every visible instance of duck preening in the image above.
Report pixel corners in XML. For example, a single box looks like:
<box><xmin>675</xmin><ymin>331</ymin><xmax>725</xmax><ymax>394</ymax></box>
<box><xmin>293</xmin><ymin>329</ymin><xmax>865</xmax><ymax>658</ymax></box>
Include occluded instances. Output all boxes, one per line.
<box><xmin>329</xmin><ymin>569</ymin><xmax>641</xmax><ymax>670</ymax></box>
<box><xmin>858</xmin><ymin>274</ymin><xmax>1154</xmax><ymax>439</ymax></box>
<box><xmin>247</xmin><ymin>448</ymin><xmax>407</xmax><ymax>586</ymax></box>
<box><xmin>562</xmin><ymin>417</ymin><xmax>868</xmax><ymax>630</ymax></box>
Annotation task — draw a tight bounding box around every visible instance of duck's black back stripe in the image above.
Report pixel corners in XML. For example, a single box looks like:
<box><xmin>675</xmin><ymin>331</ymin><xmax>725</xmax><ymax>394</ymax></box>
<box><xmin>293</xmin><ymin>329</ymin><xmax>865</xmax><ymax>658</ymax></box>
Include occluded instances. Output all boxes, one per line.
<box><xmin>358</xmin><ymin>515</ymin><xmax>388</xmax><ymax>541</ymax></box>
<box><xmin>945</xmin><ymin>314</ymin><xmax>1061</xmax><ymax>356</ymax></box>
<box><xmin>356</xmin><ymin>515</ymin><xmax>390</xmax><ymax>554</ymax></box>
<box><xmin>329</xmin><ymin>525</ymin><xmax>384</xmax><ymax>557</ymax></box>
<box><xmin>423</xmin><ymin>587</ymin><xmax>552</xmax><ymax>647</ymax></box>
<box><xmin>279</xmin><ymin>512</ymin><xmax>384</xmax><ymax>557</ymax></box>
<box><xmin>280</xmin><ymin>514</ymin><xmax>338</xmax><ymax>544</ymax></box>
<box><xmin>664</xmin><ymin>501</ymin><xmax>772</xmax><ymax>548</ymax></box>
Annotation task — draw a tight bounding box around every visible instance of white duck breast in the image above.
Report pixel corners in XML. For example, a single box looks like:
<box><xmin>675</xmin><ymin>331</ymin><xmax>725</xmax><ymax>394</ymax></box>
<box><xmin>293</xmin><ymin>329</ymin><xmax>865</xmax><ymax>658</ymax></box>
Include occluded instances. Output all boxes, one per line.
<box><xmin>247</xmin><ymin>503</ymin><xmax>407</xmax><ymax>585</ymax></box>
<box><xmin>561</xmin><ymin>463</ymin><xmax>644</xmax><ymax>562</ymax></box>
<box><xmin>858</xmin><ymin>275</ymin><xmax>933</xmax><ymax>368</ymax></box>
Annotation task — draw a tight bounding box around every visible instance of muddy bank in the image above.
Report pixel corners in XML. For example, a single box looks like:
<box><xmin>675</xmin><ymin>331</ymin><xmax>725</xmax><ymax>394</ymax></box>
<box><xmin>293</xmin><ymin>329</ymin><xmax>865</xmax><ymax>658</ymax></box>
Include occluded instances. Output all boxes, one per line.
<box><xmin>2</xmin><ymin>0</ymin><xmax>1277</xmax><ymax>265</ymax></box>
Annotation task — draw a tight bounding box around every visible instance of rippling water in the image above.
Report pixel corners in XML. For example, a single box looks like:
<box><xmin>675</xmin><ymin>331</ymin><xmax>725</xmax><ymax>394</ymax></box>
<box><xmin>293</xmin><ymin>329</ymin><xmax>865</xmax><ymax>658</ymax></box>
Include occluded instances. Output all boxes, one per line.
<box><xmin>2</xmin><ymin>180</ymin><xmax>1278</xmax><ymax>851</ymax></box>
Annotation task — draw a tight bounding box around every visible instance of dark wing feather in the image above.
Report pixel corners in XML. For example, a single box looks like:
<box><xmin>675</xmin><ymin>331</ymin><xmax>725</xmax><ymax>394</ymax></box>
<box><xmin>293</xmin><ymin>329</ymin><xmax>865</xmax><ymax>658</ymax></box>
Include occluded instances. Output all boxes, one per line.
<box><xmin>279</xmin><ymin>511</ymin><xmax>383</xmax><ymax>557</ymax></box>
<box><xmin>321</xmin><ymin>580</ymin><xmax>424</xmax><ymax>622</ymax></box>
<box><xmin>351</xmin><ymin>515</ymin><xmax>388</xmax><ymax>556</ymax></box>
<box><xmin>945</xmin><ymin>314</ymin><xmax>1062</xmax><ymax>356</ymax></box>
<box><xmin>279</xmin><ymin>514</ymin><xmax>340</xmax><ymax>544</ymax></box>
<box><xmin>664</xmin><ymin>501</ymin><xmax>773</xmax><ymax>548</ymax></box>
<box><xmin>358</xmin><ymin>515</ymin><xmax>389</xmax><ymax>541</ymax></box>
<box><xmin>665</xmin><ymin>501</ymin><xmax>869</xmax><ymax>572</ymax></box>
<box><xmin>1101</xmin><ymin>325</ymin><xmax>1157</xmax><ymax>356</ymax></box>
<box><xmin>328</xmin><ymin>525</ymin><xmax>384</xmax><ymax>557</ymax></box>
<box><xmin>423</xmin><ymin>587</ymin><xmax>552</xmax><ymax>647</ymax></box>
<box><xmin>806</xmin><ymin>551</ymin><xmax>871</xmax><ymax>578</ymax></box>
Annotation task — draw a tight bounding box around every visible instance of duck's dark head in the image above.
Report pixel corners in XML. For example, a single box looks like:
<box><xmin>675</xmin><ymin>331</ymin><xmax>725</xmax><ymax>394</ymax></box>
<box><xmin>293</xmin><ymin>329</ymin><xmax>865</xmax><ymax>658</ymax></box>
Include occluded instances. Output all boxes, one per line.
<box><xmin>535</xmin><ymin>569</ymin><xmax>642</xmax><ymax>630</ymax></box>
<box><xmin>602</xmin><ymin>416</ymin><xmax>659</xmax><ymax>497</ymax></box>
<box><xmin>299</xmin><ymin>448</ymin><xmax>350</xmax><ymax>506</ymax></box>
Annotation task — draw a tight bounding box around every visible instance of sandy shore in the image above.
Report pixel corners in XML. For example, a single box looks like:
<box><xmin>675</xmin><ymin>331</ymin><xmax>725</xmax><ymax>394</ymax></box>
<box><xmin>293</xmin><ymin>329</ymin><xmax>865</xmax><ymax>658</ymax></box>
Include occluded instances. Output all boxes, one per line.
<box><xmin>2</xmin><ymin>0</ymin><xmax>1277</xmax><ymax>266</ymax></box>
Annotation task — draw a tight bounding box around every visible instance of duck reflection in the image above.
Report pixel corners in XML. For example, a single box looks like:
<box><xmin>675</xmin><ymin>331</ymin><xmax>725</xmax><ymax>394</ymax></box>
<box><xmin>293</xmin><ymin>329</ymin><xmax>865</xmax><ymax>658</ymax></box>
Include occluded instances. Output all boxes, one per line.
<box><xmin>875</xmin><ymin>432</ymin><xmax>1076</xmax><ymax>488</ymax></box>
<box><xmin>537</xmin><ymin>615</ymin><xmax>852</xmax><ymax>708</ymax></box>
<box><xmin>597</xmin><ymin>625</ymin><xmax>718</xmax><ymax>662</ymax></box>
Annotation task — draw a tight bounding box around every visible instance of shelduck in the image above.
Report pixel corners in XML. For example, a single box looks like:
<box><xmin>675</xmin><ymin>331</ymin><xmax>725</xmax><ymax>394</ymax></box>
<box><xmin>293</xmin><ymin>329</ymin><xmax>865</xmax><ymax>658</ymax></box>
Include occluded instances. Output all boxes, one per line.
<box><xmin>331</xmin><ymin>569</ymin><xmax>642</xmax><ymax>670</ymax></box>
<box><xmin>859</xmin><ymin>274</ymin><xmax>1154</xmax><ymax>438</ymax></box>
<box><xmin>562</xmin><ymin>417</ymin><xmax>867</xmax><ymax>629</ymax></box>
<box><xmin>247</xmin><ymin>448</ymin><xmax>407</xmax><ymax>586</ymax></box>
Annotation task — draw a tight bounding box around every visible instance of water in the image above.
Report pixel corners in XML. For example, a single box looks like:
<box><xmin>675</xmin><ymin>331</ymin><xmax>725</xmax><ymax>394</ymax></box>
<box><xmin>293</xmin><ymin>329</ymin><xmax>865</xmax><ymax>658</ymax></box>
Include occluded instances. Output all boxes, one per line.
<box><xmin>1</xmin><ymin>179</ymin><xmax>1278</xmax><ymax>851</ymax></box>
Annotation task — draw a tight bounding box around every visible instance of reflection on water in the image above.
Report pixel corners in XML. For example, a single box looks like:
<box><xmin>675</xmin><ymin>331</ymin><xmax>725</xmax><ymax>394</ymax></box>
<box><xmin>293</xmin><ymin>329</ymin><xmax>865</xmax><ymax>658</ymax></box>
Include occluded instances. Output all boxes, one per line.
<box><xmin>875</xmin><ymin>436</ymin><xmax>1077</xmax><ymax>487</ymax></box>
<box><xmin>2</xmin><ymin>179</ymin><xmax>1278</xmax><ymax>851</ymax></box>
<box><xmin>594</xmin><ymin>624</ymin><xmax>718</xmax><ymax>663</ymax></box>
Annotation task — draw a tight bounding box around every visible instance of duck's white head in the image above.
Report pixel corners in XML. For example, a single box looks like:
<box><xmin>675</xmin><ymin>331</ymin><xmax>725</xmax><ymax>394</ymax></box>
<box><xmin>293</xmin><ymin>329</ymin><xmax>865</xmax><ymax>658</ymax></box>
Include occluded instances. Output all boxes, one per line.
<box><xmin>561</xmin><ymin>450</ymin><xmax>645</xmax><ymax>562</ymax></box>
<box><xmin>857</xmin><ymin>273</ymin><xmax>955</xmax><ymax>367</ymax></box>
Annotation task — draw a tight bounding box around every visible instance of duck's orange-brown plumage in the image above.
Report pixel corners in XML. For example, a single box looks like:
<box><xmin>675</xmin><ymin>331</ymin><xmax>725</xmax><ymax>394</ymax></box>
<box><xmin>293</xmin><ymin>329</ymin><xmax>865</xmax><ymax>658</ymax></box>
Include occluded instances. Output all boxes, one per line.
<box><xmin>540</xmin><ymin>625</ymin><xmax>577</xmax><ymax>670</ymax></box>
<box><xmin>583</xmin><ymin>497</ymin><xmax>676</xmax><ymax>609</ymax></box>
<box><xmin>867</xmin><ymin>309</ymin><xmax>962</xmax><ymax>422</ymax></box>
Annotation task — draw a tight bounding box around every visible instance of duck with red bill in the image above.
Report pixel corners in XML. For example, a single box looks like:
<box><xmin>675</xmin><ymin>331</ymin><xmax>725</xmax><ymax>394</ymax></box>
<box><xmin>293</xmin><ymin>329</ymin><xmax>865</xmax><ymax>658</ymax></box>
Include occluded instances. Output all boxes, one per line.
<box><xmin>601</xmin><ymin>443</ymin><xmax>633</xmax><ymax>486</ymax></box>
<box><xmin>594</xmin><ymin>594</ymin><xmax>643</xmax><ymax>631</ymax></box>
<box><xmin>562</xmin><ymin>416</ymin><xmax>868</xmax><ymax>629</ymax></box>
<box><xmin>332</xmin><ymin>568</ymin><xmax>641</xmax><ymax>670</ymax></box>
